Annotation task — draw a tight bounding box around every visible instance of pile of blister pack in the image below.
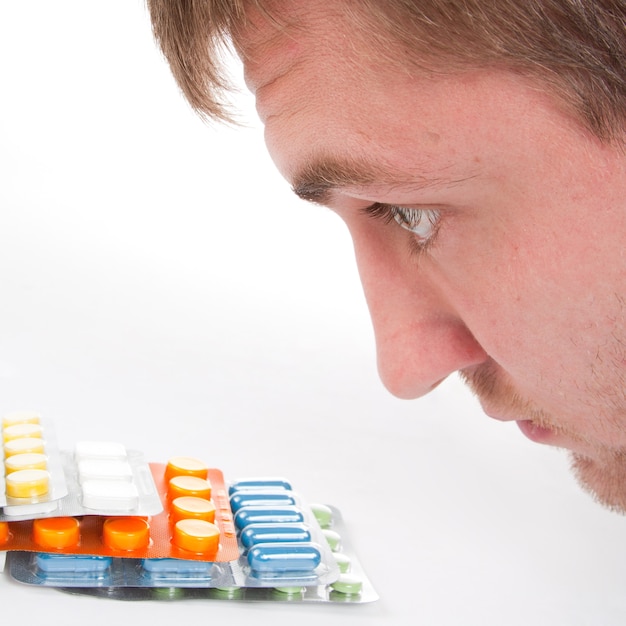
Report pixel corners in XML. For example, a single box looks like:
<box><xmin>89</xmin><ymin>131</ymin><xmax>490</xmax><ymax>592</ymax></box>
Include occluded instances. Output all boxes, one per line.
<box><xmin>0</xmin><ymin>411</ymin><xmax>377</xmax><ymax>604</ymax></box>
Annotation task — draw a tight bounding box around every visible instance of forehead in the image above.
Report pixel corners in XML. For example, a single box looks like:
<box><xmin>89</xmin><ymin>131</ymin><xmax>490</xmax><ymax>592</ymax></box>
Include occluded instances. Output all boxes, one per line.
<box><xmin>232</xmin><ymin>0</ymin><xmax>580</xmax><ymax>197</ymax></box>
<box><xmin>235</xmin><ymin>1</ymin><xmax>368</xmax><ymax>116</ymax></box>
<box><xmin>235</xmin><ymin>2</ymin><xmax>446</xmax><ymax>180</ymax></box>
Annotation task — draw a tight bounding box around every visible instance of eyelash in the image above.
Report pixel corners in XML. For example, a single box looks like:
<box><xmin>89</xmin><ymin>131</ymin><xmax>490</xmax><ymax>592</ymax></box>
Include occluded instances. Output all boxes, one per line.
<box><xmin>361</xmin><ymin>203</ymin><xmax>442</xmax><ymax>254</ymax></box>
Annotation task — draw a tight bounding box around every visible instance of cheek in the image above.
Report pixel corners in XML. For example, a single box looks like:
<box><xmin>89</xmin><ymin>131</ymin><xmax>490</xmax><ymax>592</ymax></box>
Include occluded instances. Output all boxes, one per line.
<box><xmin>433</xmin><ymin>212</ymin><xmax>597</xmax><ymax>387</ymax></box>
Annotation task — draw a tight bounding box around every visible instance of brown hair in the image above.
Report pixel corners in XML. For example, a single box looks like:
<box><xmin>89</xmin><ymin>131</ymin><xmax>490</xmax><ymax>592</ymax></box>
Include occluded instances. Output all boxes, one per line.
<box><xmin>147</xmin><ymin>0</ymin><xmax>626</xmax><ymax>140</ymax></box>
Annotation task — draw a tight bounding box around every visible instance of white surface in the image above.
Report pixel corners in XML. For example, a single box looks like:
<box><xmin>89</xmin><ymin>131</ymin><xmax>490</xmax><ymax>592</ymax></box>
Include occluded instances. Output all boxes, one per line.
<box><xmin>1</xmin><ymin>1</ymin><xmax>626</xmax><ymax>624</ymax></box>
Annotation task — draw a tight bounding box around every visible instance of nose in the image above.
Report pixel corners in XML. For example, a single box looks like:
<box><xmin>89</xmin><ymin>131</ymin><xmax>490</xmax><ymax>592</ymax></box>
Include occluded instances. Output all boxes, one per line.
<box><xmin>350</xmin><ymin>226</ymin><xmax>488</xmax><ymax>399</ymax></box>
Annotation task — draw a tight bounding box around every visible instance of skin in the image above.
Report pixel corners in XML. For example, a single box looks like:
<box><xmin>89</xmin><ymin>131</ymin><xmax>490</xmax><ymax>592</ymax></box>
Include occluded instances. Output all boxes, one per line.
<box><xmin>234</xmin><ymin>1</ymin><xmax>626</xmax><ymax>510</ymax></box>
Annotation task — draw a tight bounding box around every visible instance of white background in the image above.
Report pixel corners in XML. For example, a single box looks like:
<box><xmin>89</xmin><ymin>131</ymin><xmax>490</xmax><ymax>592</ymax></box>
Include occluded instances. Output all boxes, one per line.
<box><xmin>1</xmin><ymin>1</ymin><xmax>626</xmax><ymax>624</ymax></box>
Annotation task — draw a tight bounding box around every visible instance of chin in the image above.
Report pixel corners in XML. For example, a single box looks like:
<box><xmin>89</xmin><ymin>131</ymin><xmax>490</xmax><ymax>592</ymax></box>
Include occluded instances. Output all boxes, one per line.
<box><xmin>569</xmin><ymin>450</ymin><xmax>626</xmax><ymax>514</ymax></box>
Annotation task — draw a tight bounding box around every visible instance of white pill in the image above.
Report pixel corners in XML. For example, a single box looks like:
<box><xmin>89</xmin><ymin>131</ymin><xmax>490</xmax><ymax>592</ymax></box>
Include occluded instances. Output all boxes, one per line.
<box><xmin>78</xmin><ymin>459</ymin><xmax>133</xmax><ymax>482</ymax></box>
<box><xmin>81</xmin><ymin>479</ymin><xmax>139</xmax><ymax>511</ymax></box>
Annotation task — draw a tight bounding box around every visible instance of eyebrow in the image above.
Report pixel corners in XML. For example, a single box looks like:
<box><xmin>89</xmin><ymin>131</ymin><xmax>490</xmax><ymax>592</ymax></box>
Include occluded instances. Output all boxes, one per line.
<box><xmin>291</xmin><ymin>155</ymin><xmax>457</xmax><ymax>205</ymax></box>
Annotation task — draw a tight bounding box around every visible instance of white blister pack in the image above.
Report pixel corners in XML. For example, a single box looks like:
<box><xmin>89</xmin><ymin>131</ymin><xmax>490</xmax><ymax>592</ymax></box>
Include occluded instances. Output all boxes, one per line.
<box><xmin>0</xmin><ymin>441</ymin><xmax>162</xmax><ymax>522</ymax></box>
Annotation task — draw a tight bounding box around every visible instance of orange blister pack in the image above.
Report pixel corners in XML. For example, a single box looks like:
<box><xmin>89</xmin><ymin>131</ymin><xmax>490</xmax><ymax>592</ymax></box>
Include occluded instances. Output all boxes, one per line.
<box><xmin>0</xmin><ymin>462</ymin><xmax>239</xmax><ymax>562</ymax></box>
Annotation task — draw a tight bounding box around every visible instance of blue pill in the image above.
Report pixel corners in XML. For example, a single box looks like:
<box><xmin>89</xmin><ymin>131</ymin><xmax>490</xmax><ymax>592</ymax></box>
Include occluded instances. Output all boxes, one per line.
<box><xmin>240</xmin><ymin>523</ymin><xmax>312</xmax><ymax>549</ymax></box>
<box><xmin>228</xmin><ymin>478</ymin><xmax>292</xmax><ymax>496</ymax></box>
<box><xmin>141</xmin><ymin>558</ymin><xmax>213</xmax><ymax>575</ymax></box>
<box><xmin>247</xmin><ymin>542</ymin><xmax>321</xmax><ymax>573</ymax></box>
<box><xmin>234</xmin><ymin>505</ymin><xmax>305</xmax><ymax>530</ymax></box>
<box><xmin>36</xmin><ymin>553</ymin><xmax>112</xmax><ymax>574</ymax></box>
<box><xmin>230</xmin><ymin>490</ymin><xmax>296</xmax><ymax>512</ymax></box>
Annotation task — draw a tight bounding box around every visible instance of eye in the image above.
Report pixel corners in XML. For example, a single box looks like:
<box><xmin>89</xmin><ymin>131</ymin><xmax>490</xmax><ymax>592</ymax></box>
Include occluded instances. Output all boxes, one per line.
<box><xmin>391</xmin><ymin>206</ymin><xmax>440</xmax><ymax>240</ymax></box>
<box><xmin>361</xmin><ymin>202</ymin><xmax>442</xmax><ymax>253</ymax></box>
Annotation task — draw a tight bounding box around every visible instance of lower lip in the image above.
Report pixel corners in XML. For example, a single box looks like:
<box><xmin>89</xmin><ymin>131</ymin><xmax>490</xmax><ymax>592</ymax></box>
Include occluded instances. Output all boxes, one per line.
<box><xmin>516</xmin><ymin>420</ymin><xmax>556</xmax><ymax>444</ymax></box>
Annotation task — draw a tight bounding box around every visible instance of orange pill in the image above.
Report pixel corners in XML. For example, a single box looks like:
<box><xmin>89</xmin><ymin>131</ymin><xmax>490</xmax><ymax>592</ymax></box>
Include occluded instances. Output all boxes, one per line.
<box><xmin>171</xmin><ymin>496</ymin><xmax>216</xmax><ymax>524</ymax></box>
<box><xmin>33</xmin><ymin>517</ymin><xmax>80</xmax><ymax>550</ymax></box>
<box><xmin>168</xmin><ymin>475</ymin><xmax>212</xmax><ymax>501</ymax></box>
<box><xmin>172</xmin><ymin>519</ymin><xmax>220</xmax><ymax>554</ymax></box>
<box><xmin>164</xmin><ymin>456</ymin><xmax>209</xmax><ymax>482</ymax></box>
<box><xmin>0</xmin><ymin>522</ymin><xmax>10</xmax><ymax>545</ymax></box>
<box><xmin>102</xmin><ymin>517</ymin><xmax>150</xmax><ymax>551</ymax></box>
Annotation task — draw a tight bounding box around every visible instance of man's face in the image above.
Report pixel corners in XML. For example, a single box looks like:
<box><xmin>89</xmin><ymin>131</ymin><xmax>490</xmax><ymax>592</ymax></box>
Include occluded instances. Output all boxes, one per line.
<box><xmin>236</xmin><ymin>1</ymin><xmax>626</xmax><ymax>509</ymax></box>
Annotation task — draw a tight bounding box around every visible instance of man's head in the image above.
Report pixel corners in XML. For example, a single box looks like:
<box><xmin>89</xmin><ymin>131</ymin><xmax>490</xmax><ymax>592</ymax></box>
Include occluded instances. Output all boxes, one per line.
<box><xmin>147</xmin><ymin>0</ymin><xmax>626</xmax><ymax>510</ymax></box>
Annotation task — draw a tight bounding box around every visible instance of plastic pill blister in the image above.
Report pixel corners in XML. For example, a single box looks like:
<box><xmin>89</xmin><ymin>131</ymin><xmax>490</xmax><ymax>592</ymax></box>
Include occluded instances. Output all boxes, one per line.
<box><xmin>227</xmin><ymin>477</ymin><xmax>338</xmax><ymax>588</ymax></box>
<box><xmin>0</xmin><ymin>412</ymin><xmax>68</xmax><ymax>516</ymax></box>
<box><xmin>0</xmin><ymin>443</ymin><xmax>162</xmax><ymax>522</ymax></box>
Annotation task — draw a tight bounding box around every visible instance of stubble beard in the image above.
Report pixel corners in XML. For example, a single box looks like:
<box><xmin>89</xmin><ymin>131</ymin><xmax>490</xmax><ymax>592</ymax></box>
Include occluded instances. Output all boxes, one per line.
<box><xmin>460</xmin><ymin>358</ymin><xmax>626</xmax><ymax>514</ymax></box>
<box><xmin>569</xmin><ymin>450</ymin><xmax>626</xmax><ymax>513</ymax></box>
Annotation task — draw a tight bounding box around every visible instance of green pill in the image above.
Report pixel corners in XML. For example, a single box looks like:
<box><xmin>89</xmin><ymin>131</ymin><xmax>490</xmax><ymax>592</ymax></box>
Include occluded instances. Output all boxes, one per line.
<box><xmin>152</xmin><ymin>587</ymin><xmax>185</xmax><ymax>600</ymax></box>
<box><xmin>310</xmin><ymin>502</ymin><xmax>333</xmax><ymax>528</ymax></box>
<box><xmin>333</xmin><ymin>552</ymin><xmax>352</xmax><ymax>573</ymax></box>
<box><xmin>330</xmin><ymin>573</ymin><xmax>363</xmax><ymax>595</ymax></box>
<box><xmin>210</xmin><ymin>586</ymin><xmax>243</xmax><ymax>600</ymax></box>
<box><xmin>322</xmin><ymin>528</ymin><xmax>342</xmax><ymax>551</ymax></box>
<box><xmin>273</xmin><ymin>585</ymin><xmax>305</xmax><ymax>595</ymax></box>
<box><xmin>270</xmin><ymin>586</ymin><xmax>305</xmax><ymax>601</ymax></box>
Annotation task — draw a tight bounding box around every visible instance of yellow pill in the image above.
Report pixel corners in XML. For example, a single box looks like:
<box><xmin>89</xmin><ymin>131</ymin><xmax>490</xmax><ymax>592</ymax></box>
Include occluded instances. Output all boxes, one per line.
<box><xmin>2</xmin><ymin>411</ymin><xmax>41</xmax><ymax>428</ymax></box>
<box><xmin>5</xmin><ymin>452</ymin><xmax>48</xmax><ymax>474</ymax></box>
<box><xmin>168</xmin><ymin>475</ymin><xmax>212</xmax><ymax>501</ymax></box>
<box><xmin>172</xmin><ymin>519</ymin><xmax>220</xmax><ymax>554</ymax></box>
<box><xmin>33</xmin><ymin>517</ymin><xmax>80</xmax><ymax>549</ymax></box>
<box><xmin>171</xmin><ymin>496</ymin><xmax>216</xmax><ymax>523</ymax></box>
<box><xmin>164</xmin><ymin>456</ymin><xmax>209</xmax><ymax>482</ymax></box>
<box><xmin>4</xmin><ymin>437</ymin><xmax>45</xmax><ymax>457</ymax></box>
<box><xmin>3</xmin><ymin>423</ymin><xmax>43</xmax><ymax>442</ymax></box>
<box><xmin>102</xmin><ymin>517</ymin><xmax>150</xmax><ymax>551</ymax></box>
<box><xmin>5</xmin><ymin>469</ymin><xmax>50</xmax><ymax>498</ymax></box>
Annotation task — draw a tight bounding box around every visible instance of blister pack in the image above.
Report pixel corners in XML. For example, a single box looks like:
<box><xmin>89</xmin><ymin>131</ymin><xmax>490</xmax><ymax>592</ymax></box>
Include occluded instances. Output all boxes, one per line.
<box><xmin>1</xmin><ymin>412</ymin><xmax>68</xmax><ymax>516</ymax></box>
<box><xmin>226</xmin><ymin>477</ymin><xmax>338</xmax><ymax>588</ymax></box>
<box><xmin>1</xmin><ymin>443</ymin><xmax>163</xmax><ymax>522</ymax></box>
